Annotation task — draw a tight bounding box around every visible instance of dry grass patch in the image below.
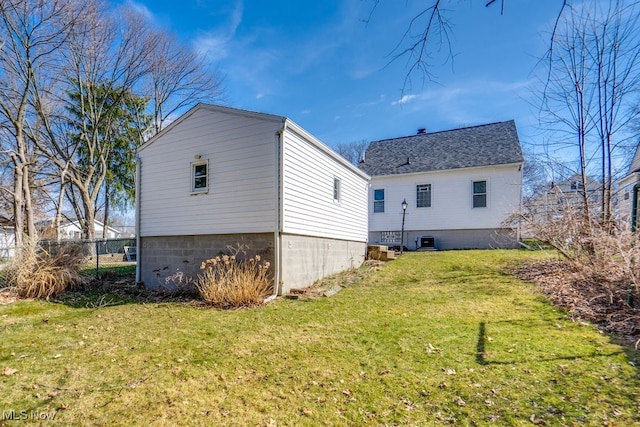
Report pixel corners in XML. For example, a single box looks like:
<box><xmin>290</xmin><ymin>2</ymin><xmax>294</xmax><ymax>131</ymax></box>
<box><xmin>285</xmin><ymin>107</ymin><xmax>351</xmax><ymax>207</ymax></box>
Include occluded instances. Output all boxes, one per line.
<box><xmin>2</xmin><ymin>239</ymin><xmax>83</xmax><ymax>300</ymax></box>
<box><xmin>513</xmin><ymin>258</ymin><xmax>640</xmax><ymax>343</ymax></box>
<box><xmin>196</xmin><ymin>250</ymin><xmax>272</xmax><ymax>309</ymax></box>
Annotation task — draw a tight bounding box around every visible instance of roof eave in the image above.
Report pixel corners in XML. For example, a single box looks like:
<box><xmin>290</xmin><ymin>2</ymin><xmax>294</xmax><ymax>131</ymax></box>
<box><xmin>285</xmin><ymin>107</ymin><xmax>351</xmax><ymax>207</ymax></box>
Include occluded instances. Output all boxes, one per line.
<box><xmin>366</xmin><ymin>161</ymin><xmax>523</xmax><ymax>179</ymax></box>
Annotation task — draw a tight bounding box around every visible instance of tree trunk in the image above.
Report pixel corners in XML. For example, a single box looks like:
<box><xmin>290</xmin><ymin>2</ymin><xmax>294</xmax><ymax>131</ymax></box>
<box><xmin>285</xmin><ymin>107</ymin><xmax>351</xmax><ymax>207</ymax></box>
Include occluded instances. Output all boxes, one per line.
<box><xmin>10</xmin><ymin>153</ymin><xmax>24</xmax><ymax>248</ymax></box>
<box><xmin>102</xmin><ymin>181</ymin><xmax>110</xmax><ymax>240</ymax></box>
<box><xmin>23</xmin><ymin>160</ymin><xmax>36</xmax><ymax>239</ymax></box>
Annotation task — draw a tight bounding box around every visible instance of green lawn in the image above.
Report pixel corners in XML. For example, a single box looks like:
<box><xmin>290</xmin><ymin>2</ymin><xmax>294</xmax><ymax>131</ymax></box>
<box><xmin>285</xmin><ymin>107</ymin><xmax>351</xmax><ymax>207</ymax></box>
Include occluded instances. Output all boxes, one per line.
<box><xmin>1</xmin><ymin>250</ymin><xmax>638</xmax><ymax>426</ymax></box>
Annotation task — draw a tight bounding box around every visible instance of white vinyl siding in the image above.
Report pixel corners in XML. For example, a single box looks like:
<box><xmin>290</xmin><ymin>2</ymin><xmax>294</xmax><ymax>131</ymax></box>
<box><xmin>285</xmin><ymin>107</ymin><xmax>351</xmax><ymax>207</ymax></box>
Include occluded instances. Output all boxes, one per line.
<box><xmin>282</xmin><ymin>124</ymin><xmax>368</xmax><ymax>242</ymax></box>
<box><xmin>368</xmin><ymin>165</ymin><xmax>521</xmax><ymax>232</ymax></box>
<box><xmin>138</xmin><ymin>106</ymin><xmax>279</xmax><ymax>236</ymax></box>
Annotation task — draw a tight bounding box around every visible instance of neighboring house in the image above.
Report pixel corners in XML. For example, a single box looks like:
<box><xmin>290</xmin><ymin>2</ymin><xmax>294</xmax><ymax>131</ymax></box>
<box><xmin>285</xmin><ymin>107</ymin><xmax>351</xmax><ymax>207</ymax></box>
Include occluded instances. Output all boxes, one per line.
<box><xmin>0</xmin><ymin>215</ymin><xmax>15</xmax><ymax>259</ymax></box>
<box><xmin>359</xmin><ymin>121</ymin><xmax>524</xmax><ymax>250</ymax></box>
<box><xmin>39</xmin><ymin>219</ymin><xmax>121</xmax><ymax>241</ymax></box>
<box><xmin>619</xmin><ymin>144</ymin><xmax>640</xmax><ymax>228</ymax></box>
<box><xmin>136</xmin><ymin>103</ymin><xmax>369</xmax><ymax>294</ymax></box>
<box><xmin>526</xmin><ymin>174</ymin><xmax>602</xmax><ymax>224</ymax></box>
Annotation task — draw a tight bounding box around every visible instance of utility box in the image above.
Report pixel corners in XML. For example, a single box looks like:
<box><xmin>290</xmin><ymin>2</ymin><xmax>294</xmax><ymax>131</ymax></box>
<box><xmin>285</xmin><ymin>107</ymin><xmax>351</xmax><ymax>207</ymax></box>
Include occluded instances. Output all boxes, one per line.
<box><xmin>420</xmin><ymin>236</ymin><xmax>435</xmax><ymax>250</ymax></box>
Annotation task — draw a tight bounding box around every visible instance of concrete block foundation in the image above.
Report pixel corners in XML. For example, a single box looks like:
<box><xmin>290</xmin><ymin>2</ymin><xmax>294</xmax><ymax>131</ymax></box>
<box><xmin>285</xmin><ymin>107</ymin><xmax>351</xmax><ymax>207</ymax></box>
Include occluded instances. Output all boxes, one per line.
<box><xmin>139</xmin><ymin>233</ymin><xmax>367</xmax><ymax>295</ymax></box>
<box><xmin>279</xmin><ymin>234</ymin><xmax>366</xmax><ymax>294</ymax></box>
<box><xmin>368</xmin><ymin>228</ymin><xmax>519</xmax><ymax>251</ymax></box>
<box><xmin>139</xmin><ymin>233</ymin><xmax>274</xmax><ymax>289</ymax></box>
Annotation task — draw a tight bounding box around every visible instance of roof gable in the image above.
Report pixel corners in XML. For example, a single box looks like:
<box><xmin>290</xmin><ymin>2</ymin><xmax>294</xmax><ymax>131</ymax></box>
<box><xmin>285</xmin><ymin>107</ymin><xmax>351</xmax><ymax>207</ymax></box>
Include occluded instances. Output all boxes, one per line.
<box><xmin>138</xmin><ymin>103</ymin><xmax>285</xmax><ymax>153</ymax></box>
<box><xmin>628</xmin><ymin>143</ymin><xmax>640</xmax><ymax>175</ymax></box>
<box><xmin>359</xmin><ymin>120</ymin><xmax>523</xmax><ymax>176</ymax></box>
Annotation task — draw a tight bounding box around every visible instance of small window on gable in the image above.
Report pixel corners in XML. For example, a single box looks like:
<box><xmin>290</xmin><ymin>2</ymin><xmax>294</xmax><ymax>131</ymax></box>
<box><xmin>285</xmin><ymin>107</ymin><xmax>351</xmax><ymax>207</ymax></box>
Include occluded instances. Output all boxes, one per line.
<box><xmin>373</xmin><ymin>189</ymin><xmax>385</xmax><ymax>213</ymax></box>
<box><xmin>416</xmin><ymin>184</ymin><xmax>431</xmax><ymax>208</ymax></box>
<box><xmin>192</xmin><ymin>161</ymin><xmax>208</xmax><ymax>193</ymax></box>
<box><xmin>473</xmin><ymin>180</ymin><xmax>487</xmax><ymax>208</ymax></box>
<box><xmin>333</xmin><ymin>178</ymin><xmax>341</xmax><ymax>202</ymax></box>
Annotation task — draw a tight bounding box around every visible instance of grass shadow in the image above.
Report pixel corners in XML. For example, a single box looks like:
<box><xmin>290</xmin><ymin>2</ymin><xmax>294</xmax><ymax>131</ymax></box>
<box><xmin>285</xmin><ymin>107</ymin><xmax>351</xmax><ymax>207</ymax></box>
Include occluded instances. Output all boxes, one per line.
<box><xmin>476</xmin><ymin>321</ymin><xmax>487</xmax><ymax>365</ymax></box>
<box><xmin>476</xmin><ymin>320</ymin><xmax>632</xmax><ymax>367</ymax></box>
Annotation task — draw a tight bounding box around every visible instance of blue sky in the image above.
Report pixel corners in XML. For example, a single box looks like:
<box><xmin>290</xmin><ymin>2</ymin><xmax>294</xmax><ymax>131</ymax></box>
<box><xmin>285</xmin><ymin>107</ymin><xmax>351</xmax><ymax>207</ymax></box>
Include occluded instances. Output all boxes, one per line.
<box><xmin>124</xmin><ymin>0</ymin><xmax>560</xmax><ymax>151</ymax></box>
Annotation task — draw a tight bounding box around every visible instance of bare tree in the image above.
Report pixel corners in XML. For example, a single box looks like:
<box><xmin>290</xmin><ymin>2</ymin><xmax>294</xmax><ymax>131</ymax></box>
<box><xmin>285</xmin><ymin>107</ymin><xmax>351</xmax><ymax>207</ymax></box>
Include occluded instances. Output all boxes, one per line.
<box><xmin>146</xmin><ymin>30</ymin><xmax>225</xmax><ymax>134</ymax></box>
<box><xmin>33</xmin><ymin>2</ymin><xmax>154</xmax><ymax>241</ymax></box>
<box><xmin>335</xmin><ymin>140</ymin><xmax>369</xmax><ymax>166</ymax></box>
<box><xmin>0</xmin><ymin>0</ymin><xmax>80</xmax><ymax>245</ymax></box>
<box><xmin>369</xmin><ymin>1</ymin><xmax>568</xmax><ymax>92</ymax></box>
<box><xmin>0</xmin><ymin>0</ymin><xmax>226</xmax><ymax>246</ymax></box>
<box><xmin>540</xmin><ymin>0</ymin><xmax>640</xmax><ymax>224</ymax></box>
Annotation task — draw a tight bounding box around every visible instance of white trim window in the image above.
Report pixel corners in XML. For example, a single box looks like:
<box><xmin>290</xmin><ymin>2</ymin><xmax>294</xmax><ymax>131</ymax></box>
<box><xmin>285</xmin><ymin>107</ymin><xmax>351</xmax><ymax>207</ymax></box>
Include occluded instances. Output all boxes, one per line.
<box><xmin>416</xmin><ymin>184</ymin><xmax>431</xmax><ymax>208</ymax></box>
<box><xmin>333</xmin><ymin>177</ymin><xmax>342</xmax><ymax>202</ymax></box>
<box><xmin>192</xmin><ymin>160</ymin><xmax>208</xmax><ymax>193</ymax></box>
<box><xmin>373</xmin><ymin>188</ymin><xmax>385</xmax><ymax>213</ymax></box>
<box><xmin>472</xmin><ymin>180</ymin><xmax>487</xmax><ymax>208</ymax></box>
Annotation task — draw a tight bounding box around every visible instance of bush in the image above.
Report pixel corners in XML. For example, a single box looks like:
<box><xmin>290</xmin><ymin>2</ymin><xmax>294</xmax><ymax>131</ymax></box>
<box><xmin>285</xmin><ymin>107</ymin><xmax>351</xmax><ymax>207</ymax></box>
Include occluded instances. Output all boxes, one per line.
<box><xmin>196</xmin><ymin>250</ymin><xmax>273</xmax><ymax>309</ymax></box>
<box><xmin>511</xmin><ymin>204</ymin><xmax>640</xmax><ymax>339</ymax></box>
<box><xmin>3</xmin><ymin>238</ymin><xmax>83</xmax><ymax>300</ymax></box>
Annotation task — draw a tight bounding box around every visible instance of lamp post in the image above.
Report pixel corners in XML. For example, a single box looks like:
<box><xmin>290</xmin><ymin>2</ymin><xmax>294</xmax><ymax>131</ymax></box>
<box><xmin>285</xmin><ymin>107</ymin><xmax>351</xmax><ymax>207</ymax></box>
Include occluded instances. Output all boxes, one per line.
<box><xmin>400</xmin><ymin>199</ymin><xmax>408</xmax><ymax>255</ymax></box>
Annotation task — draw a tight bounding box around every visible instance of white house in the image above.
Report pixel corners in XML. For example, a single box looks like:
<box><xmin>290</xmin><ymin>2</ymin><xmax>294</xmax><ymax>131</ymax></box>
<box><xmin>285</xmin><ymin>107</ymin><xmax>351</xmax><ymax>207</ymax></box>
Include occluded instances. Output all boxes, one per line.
<box><xmin>136</xmin><ymin>104</ymin><xmax>369</xmax><ymax>294</ymax></box>
<box><xmin>0</xmin><ymin>215</ymin><xmax>15</xmax><ymax>259</ymax></box>
<box><xmin>359</xmin><ymin>121</ymin><xmax>524</xmax><ymax>250</ymax></box>
<box><xmin>525</xmin><ymin>174</ymin><xmax>602</xmax><ymax>226</ymax></box>
<box><xmin>40</xmin><ymin>219</ymin><xmax>121</xmax><ymax>241</ymax></box>
<box><xmin>619</xmin><ymin>144</ymin><xmax>640</xmax><ymax>228</ymax></box>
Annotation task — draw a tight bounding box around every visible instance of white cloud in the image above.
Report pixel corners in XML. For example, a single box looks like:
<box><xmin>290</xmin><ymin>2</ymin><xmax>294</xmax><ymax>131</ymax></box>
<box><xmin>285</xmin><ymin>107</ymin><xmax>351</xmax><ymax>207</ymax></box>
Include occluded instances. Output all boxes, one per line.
<box><xmin>125</xmin><ymin>0</ymin><xmax>154</xmax><ymax>20</ymax></box>
<box><xmin>193</xmin><ymin>0</ymin><xmax>244</xmax><ymax>62</ymax></box>
<box><xmin>392</xmin><ymin>94</ymin><xmax>417</xmax><ymax>105</ymax></box>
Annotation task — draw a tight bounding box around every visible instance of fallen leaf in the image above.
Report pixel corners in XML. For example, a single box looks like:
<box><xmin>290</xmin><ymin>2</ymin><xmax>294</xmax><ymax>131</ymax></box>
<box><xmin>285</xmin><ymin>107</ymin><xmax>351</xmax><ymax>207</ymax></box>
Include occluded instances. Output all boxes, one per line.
<box><xmin>530</xmin><ymin>414</ymin><xmax>546</xmax><ymax>425</ymax></box>
<box><xmin>2</xmin><ymin>367</ymin><xmax>18</xmax><ymax>376</ymax></box>
<box><xmin>426</xmin><ymin>343</ymin><xmax>443</xmax><ymax>354</ymax></box>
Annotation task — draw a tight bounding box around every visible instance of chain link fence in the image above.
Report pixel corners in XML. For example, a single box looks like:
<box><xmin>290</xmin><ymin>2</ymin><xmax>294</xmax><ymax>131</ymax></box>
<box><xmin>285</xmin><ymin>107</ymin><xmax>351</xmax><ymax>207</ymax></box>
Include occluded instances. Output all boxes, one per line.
<box><xmin>0</xmin><ymin>238</ymin><xmax>136</xmax><ymax>284</ymax></box>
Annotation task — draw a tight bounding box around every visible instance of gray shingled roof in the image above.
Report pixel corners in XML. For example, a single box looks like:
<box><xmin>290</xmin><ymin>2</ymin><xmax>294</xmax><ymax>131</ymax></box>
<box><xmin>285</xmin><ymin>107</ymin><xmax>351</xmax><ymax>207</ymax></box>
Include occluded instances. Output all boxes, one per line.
<box><xmin>628</xmin><ymin>143</ymin><xmax>640</xmax><ymax>174</ymax></box>
<box><xmin>359</xmin><ymin>120</ymin><xmax>523</xmax><ymax>176</ymax></box>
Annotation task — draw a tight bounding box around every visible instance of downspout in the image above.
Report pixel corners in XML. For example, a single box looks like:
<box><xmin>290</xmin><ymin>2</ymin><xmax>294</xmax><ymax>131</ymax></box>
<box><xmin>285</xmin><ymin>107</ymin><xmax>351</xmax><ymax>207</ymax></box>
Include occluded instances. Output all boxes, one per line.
<box><xmin>632</xmin><ymin>183</ymin><xmax>640</xmax><ymax>232</ymax></box>
<box><xmin>518</xmin><ymin>161</ymin><xmax>524</xmax><ymax>243</ymax></box>
<box><xmin>265</xmin><ymin>120</ymin><xmax>286</xmax><ymax>302</ymax></box>
<box><xmin>629</xmin><ymin>181</ymin><xmax>640</xmax><ymax>307</ymax></box>
<box><xmin>135</xmin><ymin>155</ymin><xmax>142</xmax><ymax>284</ymax></box>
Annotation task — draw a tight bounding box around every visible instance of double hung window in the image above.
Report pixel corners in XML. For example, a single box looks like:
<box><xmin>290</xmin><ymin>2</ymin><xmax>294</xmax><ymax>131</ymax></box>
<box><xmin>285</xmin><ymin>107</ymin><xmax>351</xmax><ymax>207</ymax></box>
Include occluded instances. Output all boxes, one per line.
<box><xmin>473</xmin><ymin>180</ymin><xmax>487</xmax><ymax>208</ymax></box>
<box><xmin>373</xmin><ymin>189</ymin><xmax>385</xmax><ymax>213</ymax></box>
<box><xmin>192</xmin><ymin>161</ymin><xmax>208</xmax><ymax>193</ymax></box>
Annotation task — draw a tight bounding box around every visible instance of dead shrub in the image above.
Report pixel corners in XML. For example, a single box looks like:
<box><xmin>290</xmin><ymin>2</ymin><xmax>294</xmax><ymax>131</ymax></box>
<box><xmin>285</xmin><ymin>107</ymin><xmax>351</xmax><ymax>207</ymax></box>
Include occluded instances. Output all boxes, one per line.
<box><xmin>3</xmin><ymin>238</ymin><xmax>83</xmax><ymax>300</ymax></box>
<box><xmin>511</xmin><ymin>203</ymin><xmax>640</xmax><ymax>338</ymax></box>
<box><xmin>196</xmin><ymin>245</ymin><xmax>273</xmax><ymax>309</ymax></box>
